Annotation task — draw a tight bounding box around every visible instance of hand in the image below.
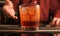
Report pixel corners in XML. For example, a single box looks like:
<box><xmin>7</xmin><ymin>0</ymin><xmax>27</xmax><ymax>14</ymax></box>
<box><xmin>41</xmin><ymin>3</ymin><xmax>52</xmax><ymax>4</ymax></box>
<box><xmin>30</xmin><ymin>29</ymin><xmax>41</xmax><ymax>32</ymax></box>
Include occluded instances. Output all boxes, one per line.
<box><xmin>3</xmin><ymin>6</ymin><xmax>18</xmax><ymax>19</ymax></box>
<box><xmin>3</xmin><ymin>0</ymin><xmax>18</xmax><ymax>19</ymax></box>
<box><xmin>50</xmin><ymin>17</ymin><xmax>60</xmax><ymax>27</ymax></box>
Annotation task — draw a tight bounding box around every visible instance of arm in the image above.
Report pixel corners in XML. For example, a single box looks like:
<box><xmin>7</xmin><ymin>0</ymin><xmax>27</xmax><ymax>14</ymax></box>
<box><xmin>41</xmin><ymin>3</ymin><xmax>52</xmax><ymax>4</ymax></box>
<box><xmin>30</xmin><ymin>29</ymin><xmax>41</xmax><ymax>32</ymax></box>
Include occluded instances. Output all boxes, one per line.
<box><xmin>50</xmin><ymin>0</ymin><xmax>60</xmax><ymax>26</ymax></box>
<box><xmin>3</xmin><ymin>0</ymin><xmax>17</xmax><ymax>19</ymax></box>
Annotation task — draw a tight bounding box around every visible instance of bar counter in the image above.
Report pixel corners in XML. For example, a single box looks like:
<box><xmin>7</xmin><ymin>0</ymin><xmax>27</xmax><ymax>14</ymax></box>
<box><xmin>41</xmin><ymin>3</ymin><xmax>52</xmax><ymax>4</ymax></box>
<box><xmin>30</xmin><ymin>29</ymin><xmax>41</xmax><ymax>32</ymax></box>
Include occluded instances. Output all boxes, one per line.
<box><xmin>0</xmin><ymin>25</ymin><xmax>60</xmax><ymax>33</ymax></box>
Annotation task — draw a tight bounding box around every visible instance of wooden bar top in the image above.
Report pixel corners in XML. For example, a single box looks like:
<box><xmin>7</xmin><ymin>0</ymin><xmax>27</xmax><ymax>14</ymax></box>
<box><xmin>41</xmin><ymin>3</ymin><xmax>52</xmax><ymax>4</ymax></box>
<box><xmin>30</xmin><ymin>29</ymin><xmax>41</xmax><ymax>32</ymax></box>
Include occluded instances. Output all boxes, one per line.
<box><xmin>0</xmin><ymin>25</ymin><xmax>60</xmax><ymax>33</ymax></box>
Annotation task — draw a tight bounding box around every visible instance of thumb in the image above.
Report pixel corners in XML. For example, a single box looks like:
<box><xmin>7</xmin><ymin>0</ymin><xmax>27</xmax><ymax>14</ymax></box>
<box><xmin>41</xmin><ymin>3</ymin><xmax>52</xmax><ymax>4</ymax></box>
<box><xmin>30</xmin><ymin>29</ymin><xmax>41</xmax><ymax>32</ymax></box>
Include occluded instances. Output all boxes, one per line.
<box><xmin>10</xmin><ymin>14</ymin><xmax>18</xmax><ymax>19</ymax></box>
<box><xmin>12</xmin><ymin>15</ymin><xmax>18</xmax><ymax>19</ymax></box>
<box><xmin>49</xmin><ymin>20</ymin><xmax>56</xmax><ymax>27</ymax></box>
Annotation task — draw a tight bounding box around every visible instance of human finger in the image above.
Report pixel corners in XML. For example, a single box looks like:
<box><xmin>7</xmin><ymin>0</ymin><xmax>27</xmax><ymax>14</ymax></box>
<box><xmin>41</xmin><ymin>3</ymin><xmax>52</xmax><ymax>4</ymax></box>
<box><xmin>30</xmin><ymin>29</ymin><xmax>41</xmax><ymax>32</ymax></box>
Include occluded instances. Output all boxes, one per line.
<box><xmin>56</xmin><ymin>19</ymin><xmax>60</xmax><ymax>26</ymax></box>
<box><xmin>53</xmin><ymin>18</ymin><xmax>57</xmax><ymax>25</ymax></box>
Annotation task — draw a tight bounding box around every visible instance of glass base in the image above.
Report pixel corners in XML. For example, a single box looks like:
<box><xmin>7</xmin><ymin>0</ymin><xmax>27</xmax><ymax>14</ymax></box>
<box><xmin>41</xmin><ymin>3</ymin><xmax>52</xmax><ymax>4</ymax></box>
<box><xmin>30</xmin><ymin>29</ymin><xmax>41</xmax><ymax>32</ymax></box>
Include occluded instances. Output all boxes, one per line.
<box><xmin>21</xmin><ymin>26</ymin><xmax>39</xmax><ymax>31</ymax></box>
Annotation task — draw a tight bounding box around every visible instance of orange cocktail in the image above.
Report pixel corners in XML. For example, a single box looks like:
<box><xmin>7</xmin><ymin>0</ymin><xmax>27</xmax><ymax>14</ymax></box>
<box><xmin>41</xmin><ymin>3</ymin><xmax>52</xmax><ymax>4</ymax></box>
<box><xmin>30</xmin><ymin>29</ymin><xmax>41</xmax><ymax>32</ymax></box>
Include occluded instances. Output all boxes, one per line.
<box><xmin>19</xmin><ymin>4</ymin><xmax>40</xmax><ymax>31</ymax></box>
